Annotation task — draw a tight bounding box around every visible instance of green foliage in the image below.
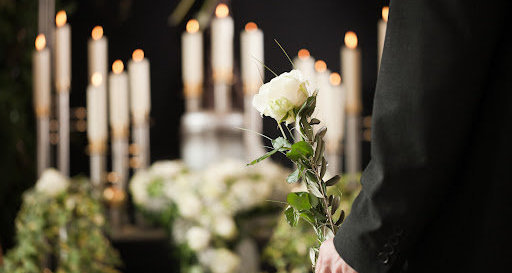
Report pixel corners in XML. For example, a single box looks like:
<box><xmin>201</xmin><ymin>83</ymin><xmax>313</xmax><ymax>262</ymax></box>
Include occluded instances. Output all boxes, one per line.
<box><xmin>1</xmin><ymin>178</ymin><xmax>121</xmax><ymax>273</ymax></box>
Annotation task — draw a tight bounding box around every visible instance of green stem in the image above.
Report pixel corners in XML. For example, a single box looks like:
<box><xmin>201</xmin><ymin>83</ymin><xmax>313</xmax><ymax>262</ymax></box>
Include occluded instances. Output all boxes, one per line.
<box><xmin>278</xmin><ymin>123</ymin><xmax>288</xmax><ymax>140</ymax></box>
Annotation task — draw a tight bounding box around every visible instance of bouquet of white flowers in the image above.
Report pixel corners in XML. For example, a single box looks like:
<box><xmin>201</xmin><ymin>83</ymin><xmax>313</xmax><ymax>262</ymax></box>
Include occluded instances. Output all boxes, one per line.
<box><xmin>130</xmin><ymin>159</ymin><xmax>290</xmax><ymax>273</ymax></box>
<box><xmin>250</xmin><ymin>61</ymin><xmax>346</xmax><ymax>267</ymax></box>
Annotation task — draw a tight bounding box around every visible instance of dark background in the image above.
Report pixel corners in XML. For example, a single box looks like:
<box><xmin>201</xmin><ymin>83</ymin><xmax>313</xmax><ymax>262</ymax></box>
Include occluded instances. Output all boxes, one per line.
<box><xmin>0</xmin><ymin>0</ymin><xmax>386</xmax><ymax>254</ymax></box>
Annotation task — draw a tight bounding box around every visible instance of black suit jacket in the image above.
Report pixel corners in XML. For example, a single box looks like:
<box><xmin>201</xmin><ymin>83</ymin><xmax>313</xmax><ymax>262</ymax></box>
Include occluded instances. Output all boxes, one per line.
<box><xmin>334</xmin><ymin>0</ymin><xmax>512</xmax><ymax>272</ymax></box>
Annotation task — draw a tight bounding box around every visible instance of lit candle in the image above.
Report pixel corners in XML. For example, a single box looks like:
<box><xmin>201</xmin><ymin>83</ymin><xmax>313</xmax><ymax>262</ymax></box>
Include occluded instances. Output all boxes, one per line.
<box><xmin>328</xmin><ymin>72</ymin><xmax>346</xmax><ymax>143</ymax></box>
<box><xmin>378</xmin><ymin>7</ymin><xmax>389</xmax><ymax>70</ymax></box>
<box><xmin>341</xmin><ymin>31</ymin><xmax>361</xmax><ymax>114</ymax></box>
<box><xmin>54</xmin><ymin>10</ymin><xmax>71</xmax><ymax>91</ymax></box>
<box><xmin>241</xmin><ymin>21</ymin><xmax>264</xmax><ymax>92</ymax></box>
<box><xmin>88</xmin><ymin>26</ymin><xmax>108</xmax><ymax>83</ymax></box>
<box><xmin>341</xmin><ymin>31</ymin><xmax>362</xmax><ymax>181</ymax></box>
<box><xmin>87</xmin><ymin>73</ymin><xmax>108</xmax><ymax>144</ymax></box>
<box><xmin>293</xmin><ymin>49</ymin><xmax>316</xmax><ymax>89</ymax></box>
<box><xmin>128</xmin><ymin>49</ymin><xmax>151</xmax><ymax>125</ymax></box>
<box><xmin>181</xmin><ymin>19</ymin><xmax>203</xmax><ymax>110</ymax></box>
<box><xmin>33</xmin><ymin>34</ymin><xmax>51</xmax><ymax>117</ymax></box>
<box><xmin>33</xmin><ymin>34</ymin><xmax>51</xmax><ymax>176</ymax></box>
<box><xmin>109</xmin><ymin>60</ymin><xmax>129</xmax><ymax>137</ymax></box>
<box><xmin>211</xmin><ymin>3</ymin><xmax>234</xmax><ymax>83</ymax></box>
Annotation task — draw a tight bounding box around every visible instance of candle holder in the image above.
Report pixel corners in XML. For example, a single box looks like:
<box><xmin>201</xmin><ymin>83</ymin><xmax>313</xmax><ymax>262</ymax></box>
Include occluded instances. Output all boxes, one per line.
<box><xmin>109</xmin><ymin>128</ymin><xmax>129</xmax><ymax>231</ymax></box>
<box><xmin>89</xmin><ymin>140</ymin><xmax>107</xmax><ymax>189</ymax></box>
<box><xmin>243</xmin><ymin>84</ymin><xmax>264</xmax><ymax>161</ymax></box>
<box><xmin>345</xmin><ymin>109</ymin><xmax>361</xmax><ymax>184</ymax></box>
<box><xmin>36</xmin><ymin>108</ymin><xmax>51</xmax><ymax>177</ymax></box>
<box><xmin>213</xmin><ymin>70</ymin><xmax>233</xmax><ymax>113</ymax></box>
<box><xmin>132</xmin><ymin>120</ymin><xmax>150</xmax><ymax>170</ymax></box>
<box><xmin>57</xmin><ymin>88</ymin><xmax>70</xmax><ymax>177</ymax></box>
<box><xmin>184</xmin><ymin>83</ymin><xmax>203</xmax><ymax>112</ymax></box>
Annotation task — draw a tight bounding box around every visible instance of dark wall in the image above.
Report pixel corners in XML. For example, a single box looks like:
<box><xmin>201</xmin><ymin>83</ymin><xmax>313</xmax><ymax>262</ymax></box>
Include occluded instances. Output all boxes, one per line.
<box><xmin>68</xmin><ymin>0</ymin><xmax>386</xmax><ymax>176</ymax></box>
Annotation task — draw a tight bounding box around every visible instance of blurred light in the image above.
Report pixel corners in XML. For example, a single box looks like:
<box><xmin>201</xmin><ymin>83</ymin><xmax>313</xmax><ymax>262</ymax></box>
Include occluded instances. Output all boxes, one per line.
<box><xmin>91</xmin><ymin>72</ymin><xmax>103</xmax><ymax>86</ymax></box>
<box><xmin>215</xmin><ymin>4</ymin><xmax>229</xmax><ymax>18</ymax></box>
<box><xmin>186</xmin><ymin>19</ymin><xmax>200</xmax><ymax>33</ymax></box>
<box><xmin>314</xmin><ymin>60</ymin><xmax>327</xmax><ymax>72</ymax></box>
<box><xmin>112</xmin><ymin>60</ymin><xmax>124</xmax><ymax>74</ymax></box>
<box><xmin>382</xmin><ymin>7</ymin><xmax>389</xmax><ymax>22</ymax></box>
<box><xmin>330</xmin><ymin>72</ymin><xmax>341</xmax><ymax>86</ymax></box>
<box><xmin>55</xmin><ymin>10</ymin><xmax>67</xmax><ymax>27</ymax></box>
<box><xmin>35</xmin><ymin>34</ymin><xmax>46</xmax><ymax>51</ymax></box>
<box><xmin>245</xmin><ymin>22</ymin><xmax>258</xmax><ymax>32</ymax></box>
<box><xmin>344</xmin><ymin>31</ymin><xmax>358</xmax><ymax>49</ymax></box>
<box><xmin>91</xmin><ymin>26</ymin><xmax>103</xmax><ymax>40</ymax></box>
<box><xmin>132</xmin><ymin>49</ymin><xmax>144</xmax><ymax>62</ymax></box>
<box><xmin>298</xmin><ymin>49</ymin><xmax>310</xmax><ymax>60</ymax></box>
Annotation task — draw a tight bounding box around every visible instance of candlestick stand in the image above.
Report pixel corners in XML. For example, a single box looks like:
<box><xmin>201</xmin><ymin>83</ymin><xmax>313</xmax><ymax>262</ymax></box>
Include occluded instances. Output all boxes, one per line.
<box><xmin>214</xmin><ymin>83</ymin><xmax>230</xmax><ymax>113</ymax></box>
<box><xmin>132</xmin><ymin>121</ymin><xmax>150</xmax><ymax>170</ymax></box>
<box><xmin>346</xmin><ymin>113</ymin><xmax>360</xmax><ymax>183</ymax></box>
<box><xmin>36</xmin><ymin>115</ymin><xmax>50</xmax><ymax>177</ymax></box>
<box><xmin>57</xmin><ymin>89</ymin><xmax>70</xmax><ymax>176</ymax></box>
<box><xmin>326</xmin><ymin>141</ymin><xmax>343</xmax><ymax>176</ymax></box>
<box><xmin>184</xmin><ymin>84</ymin><xmax>202</xmax><ymax>112</ymax></box>
<box><xmin>243</xmin><ymin>86</ymin><xmax>264</xmax><ymax>161</ymax></box>
<box><xmin>110</xmin><ymin>131</ymin><xmax>129</xmax><ymax>230</ymax></box>
<box><xmin>90</xmin><ymin>141</ymin><xmax>106</xmax><ymax>189</ymax></box>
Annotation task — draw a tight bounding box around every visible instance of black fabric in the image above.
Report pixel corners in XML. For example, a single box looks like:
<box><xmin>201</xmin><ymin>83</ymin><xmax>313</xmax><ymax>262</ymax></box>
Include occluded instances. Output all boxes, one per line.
<box><xmin>334</xmin><ymin>0</ymin><xmax>512</xmax><ymax>272</ymax></box>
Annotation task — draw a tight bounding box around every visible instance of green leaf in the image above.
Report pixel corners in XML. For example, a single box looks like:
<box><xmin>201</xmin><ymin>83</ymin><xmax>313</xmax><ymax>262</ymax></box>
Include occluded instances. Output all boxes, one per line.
<box><xmin>300</xmin><ymin>117</ymin><xmax>314</xmax><ymax>140</ymax></box>
<box><xmin>286</xmin><ymin>168</ymin><xmax>301</xmax><ymax>183</ymax></box>
<box><xmin>300</xmin><ymin>211</ymin><xmax>316</xmax><ymax>225</ymax></box>
<box><xmin>309</xmin><ymin>118</ymin><xmax>321</xmax><ymax>125</ymax></box>
<box><xmin>315</xmin><ymin>127</ymin><xmax>327</xmax><ymax>143</ymax></box>
<box><xmin>309</xmin><ymin>194</ymin><xmax>319</xmax><ymax>208</ymax></box>
<box><xmin>247</xmin><ymin>149</ymin><xmax>278</xmax><ymax>165</ymax></box>
<box><xmin>314</xmin><ymin>139</ymin><xmax>325</xmax><ymax>165</ymax></box>
<box><xmin>286</xmin><ymin>141</ymin><xmax>314</xmax><ymax>161</ymax></box>
<box><xmin>310</xmin><ymin>248</ymin><xmax>317</xmax><ymax>267</ymax></box>
<box><xmin>307</xmin><ymin>182</ymin><xmax>324</xmax><ymax>198</ymax></box>
<box><xmin>320</xmin><ymin>157</ymin><xmax>327</xmax><ymax>178</ymax></box>
<box><xmin>298</xmin><ymin>95</ymin><xmax>317</xmax><ymax>118</ymax></box>
<box><xmin>287</xmin><ymin>192</ymin><xmax>312</xmax><ymax>211</ymax></box>
<box><xmin>284</xmin><ymin>206</ymin><xmax>298</xmax><ymax>227</ymax></box>
<box><xmin>325</xmin><ymin>175</ymin><xmax>341</xmax><ymax>187</ymax></box>
<box><xmin>272</xmin><ymin>137</ymin><xmax>291</xmax><ymax>151</ymax></box>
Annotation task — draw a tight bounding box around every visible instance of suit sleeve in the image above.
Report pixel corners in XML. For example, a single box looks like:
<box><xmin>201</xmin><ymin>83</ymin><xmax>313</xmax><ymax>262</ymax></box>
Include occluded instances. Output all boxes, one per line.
<box><xmin>334</xmin><ymin>0</ymin><xmax>509</xmax><ymax>272</ymax></box>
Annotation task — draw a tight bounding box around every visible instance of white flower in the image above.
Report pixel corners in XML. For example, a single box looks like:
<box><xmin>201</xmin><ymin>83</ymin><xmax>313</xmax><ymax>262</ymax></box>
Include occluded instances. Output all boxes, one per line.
<box><xmin>209</xmin><ymin>248</ymin><xmax>240</xmax><ymax>273</ymax></box>
<box><xmin>186</xmin><ymin>226</ymin><xmax>211</xmax><ymax>251</ymax></box>
<box><xmin>253</xmin><ymin>69</ymin><xmax>312</xmax><ymax>124</ymax></box>
<box><xmin>177</xmin><ymin>192</ymin><xmax>203</xmax><ymax>219</ymax></box>
<box><xmin>213</xmin><ymin>215</ymin><xmax>237</xmax><ymax>239</ymax></box>
<box><xmin>149</xmin><ymin>160</ymin><xmax>185</xmax><ymax>178</ymax></box>
<box><xmin>172</xmin><ymin>219</ymin><xmax>192</xmax><ymax>244</ymax></box>
<box><xmin>35</xmin><ymin>168</ymin><xmax>69</xmax><ymax>196</ymax></box>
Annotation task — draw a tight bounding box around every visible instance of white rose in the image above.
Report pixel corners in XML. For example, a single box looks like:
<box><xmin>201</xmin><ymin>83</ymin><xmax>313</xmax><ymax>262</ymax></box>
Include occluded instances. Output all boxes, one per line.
<box><xmin>213</xmin><ymin>215</ymin><xmax>237</xmax><ymax>239</ymax></box>
<box><xmin>252</xmin><ymin>69</ymin><xmax>312</xmax><ymax>124</ymax></box>
<box><xmin>209</xmin><ymin>248</ymin><xmax>240</xmax><ymax>273</ymax></box>
<box><xmin>177</xmin><ymin>192</ymin><xmax>203</xmax><ymax>219</ymax></box>
<box><xmin>35</xmin><ymin>168</ymin><xmax>69</xmax><ymax>196</ymax></box>
<box><xmin>186</xmin><ymin>226</ymin><xmax>211</xmax><ymax>251</ymax></box>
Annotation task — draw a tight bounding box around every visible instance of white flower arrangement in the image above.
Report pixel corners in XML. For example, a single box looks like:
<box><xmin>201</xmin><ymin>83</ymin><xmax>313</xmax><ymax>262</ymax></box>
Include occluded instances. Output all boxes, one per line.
<box><xmin>130</xmin><ymin>158</ymin><xmax>290</xmax><ymax>273</ymax></box>
<box><xmin>35</xmin><ymin>168</ymin><xmax>69</xmax><ymax>197</ymax></box>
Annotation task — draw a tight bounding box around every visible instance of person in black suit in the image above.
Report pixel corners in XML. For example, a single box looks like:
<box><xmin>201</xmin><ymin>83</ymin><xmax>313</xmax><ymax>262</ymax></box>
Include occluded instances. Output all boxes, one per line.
<box><xmin>316</xmin><ymin>0</ymin><xmax>512</xmax><ymax>272</ymax></box>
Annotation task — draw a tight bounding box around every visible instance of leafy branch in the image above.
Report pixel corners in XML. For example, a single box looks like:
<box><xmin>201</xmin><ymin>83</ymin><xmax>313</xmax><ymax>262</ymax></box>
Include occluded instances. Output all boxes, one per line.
<box><xmin>249</xmin><ymin>94</ymin><xmax>345</xmax><ymax>267</ymax></box>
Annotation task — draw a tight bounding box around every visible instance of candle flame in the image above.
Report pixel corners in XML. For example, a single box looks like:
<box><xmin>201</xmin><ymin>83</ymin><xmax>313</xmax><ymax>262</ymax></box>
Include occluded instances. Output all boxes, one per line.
<box><xmin>314</xmin><ymin>60</ymin><xmax>327</xmax><ymax>73</ymax></box>
<box><xmin>56</xmin><ymin>10</ymin><xmax>67</xmax><ymax>27</ymax></box>
<box><xmin>329</xmin><ymin>72</ymin><xmax>342</xmax><ymax>86</ymax></box>
<box><xmin>91</xmin><ymin>26</ymin><xmax>104</xmax><ymax>40</ymax></box>
<box><xmin>245</xmin><ymin>22</ymin><xmax>258</xmax><ymax>32</ymax></box>
<box><xmin>382</xmin><ymin>6</ymin><xmax>389</xmax><ymax>22</ymax></box>
<box><xmin>112</xmin><ymin>60</ymin><xmax>124</xmax><ymax>74</ymax></box>
<box><xmin>215</xmin><ymin>4</ymin><xmax>229</xmax><ymax>18</ymax></box>
<box><xmin>132</xmin><ymin>49</ymin><xmax>144</xmax><ymax>62</ymax></box>
<box><xmin>186</xmin><ymin>19</ymin><xmax>200</xmax><ymax>33</ymax></box>
<box><xmin>298</xmin><ymin>49</ymin><xmax>310</xmax><ymax>60</ymax></box>
<box><xmin>344</xmin><ymin>31</ymin><xmax>358</xmax><ymax>49</ymax></box>
<box><xmin>35</xmin><ymin>34</ymin><xmax>46</xmax><ymax>51</ymax></box>
<box><xmin>91</xmin><ymin>72</ymin><xmax>103</xmax><ymax>86</ymax></box>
